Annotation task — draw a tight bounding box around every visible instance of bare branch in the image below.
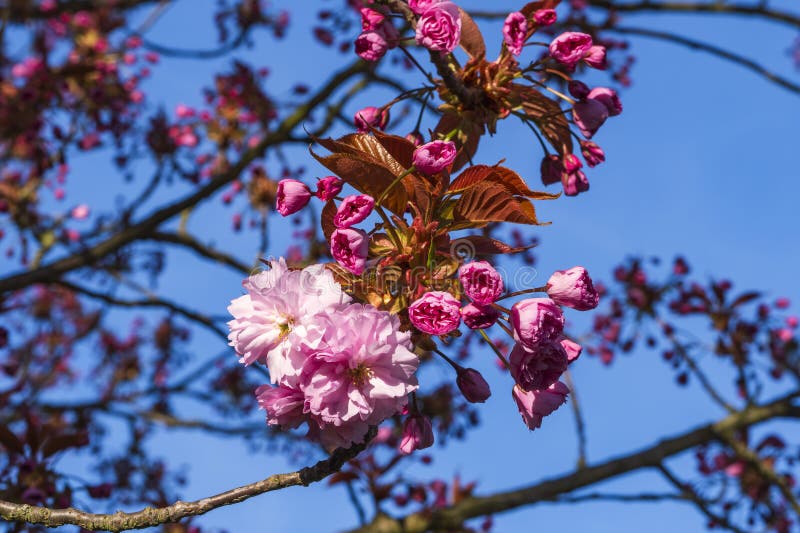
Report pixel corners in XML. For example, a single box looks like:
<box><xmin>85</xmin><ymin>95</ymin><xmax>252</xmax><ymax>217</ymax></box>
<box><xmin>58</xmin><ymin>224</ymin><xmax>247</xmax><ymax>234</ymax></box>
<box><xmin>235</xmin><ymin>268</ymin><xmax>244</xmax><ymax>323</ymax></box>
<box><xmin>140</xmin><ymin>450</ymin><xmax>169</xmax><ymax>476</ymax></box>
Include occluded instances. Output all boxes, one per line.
<box><xmin>608</xmin><ymin>26</ymin><xmax>800</xmax><ymax>95</ymax></box>
<box><xmin>0</xmin><ymin>428</ymin><xmax>377</xmax><ymax>531</ymax></box>
<box><xmin>469</xmin><ymin>2</ymin><xmax>800</xmax><ymax>30</ymax></box>
<box><xmin>587</xmin><ymin>1</ymin><xmax>800</xmax><ymax>30</ymax></box>
<box><xmin>659</xmin><ymin>464</ymin><xmax>750</xmax><ymax>533</ymax></box>
<box><xmin>348</xmin><ymin>393</ymin><xmax>799</xmax><ymax>533</ymax></box>
<box><xmin>147</xmin><ymin>231</ymin><xmax>252</xmax><ymax>274</ymax></box>
<box><xmin>0</xmin><ymin>59</ymin><xmax>369</xmax><ymax>297</ymax></box>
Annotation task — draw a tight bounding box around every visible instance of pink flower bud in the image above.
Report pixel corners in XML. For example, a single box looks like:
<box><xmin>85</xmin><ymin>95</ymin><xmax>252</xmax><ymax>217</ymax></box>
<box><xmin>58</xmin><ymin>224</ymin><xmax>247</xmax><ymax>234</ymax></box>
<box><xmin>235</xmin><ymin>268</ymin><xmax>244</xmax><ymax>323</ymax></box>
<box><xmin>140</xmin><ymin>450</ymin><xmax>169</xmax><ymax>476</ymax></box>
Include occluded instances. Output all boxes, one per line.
<box><xmin>580</xmin><ymin>140</ymin><xmax>605</xmax><ymax>167</ymax></box>
<box><xmin>413</xmin><ymin>140</ymin><xmax>457</xmax><ymax>175</ymax></box>
<box><xmin>408</xmin><ymin>0</ymin><xmax>442</xmax><ymax>14</ymax></box>
<box><xmin>568</xmin><ymin>80</ymin><xmax>590</xmax><ymax>100</ymax></box>
<box><xmin>560</xmin><ymin>338</ymin><xmax>582</xmax><ymax>363</ymax></box>
<box><xmin>175</xmin><ymin>104</ymin><xmax>195</xmax><ymax>118</ymax></box>
<box><xmin>573</xmin><ymin>98</ymin><xmax>609</xmax><ymax>139</ymax></box>
<box><xmin>503</xmin><ymin>12</ymin><xmax>528</xmax><ymax>56</ymax></box>
<box><xmin>333</xmin><ymin>194</ymin><xmax>375</xmax><ymax>228</ymax></box>
<box><xmin>406</xmin><ymin>131</ymin><xmax>424</xmax><ymax>146</ymax></box>
<box><xmin>316</xmin><ymin>176</ymin><xmax>343</xmax><ymax>201</ymax></box>
<box><xmin>509</xmin><ymin>341</ymin><xmax>568</xmax><ymax>391</ymax></box>
<box><xmin>399</xmin><ymin>414</ymin><xmax>434</xmax><ymax>454</ymax></box>
<box><xmin>457</xmin><ymin>368</ymin><xmax>491</xmax><ymax>403</ymax></box>
<box><xmin>546</xmin><ymin>266</ymin><xmax>600</xmax><ymax>310</ymax></box>
<box><xmin>563</xmin><ymin>153</ymin><xmax>582</xmax><ymax>174</ymax></box>
<box><xmin>533</xmin><ymin>8</ymin><xmax>557</xmax><ymax>25</ymax></box>
<box><xmin>408</xmin><ymin>291</ymin><xmax>461</xmax><ymax>335</ymax></box>
<box><xmin>540</xmin><ymin>154</ymin><xmax>563</xmax><ymax>185</ymax></box>
<box><xmin>355</xmin><ymin>30</ymin><xmax>389</xmax><ymax>62</ymax></box>
<box><xmin>562</xmin><ymin>169</ymin><xmax>590</xmax><ymax>196</ymax></box>
<box><xmin>460</xmin><ymin>303</ymin><xmax>500</xmax><ymax>330</ymax></box>
<box><xmin>360</xmin><ymin>7</ymin><xmax>385</xmax><ymax>30</ymax></box>
<box><xmin>549</xmin><ymin>32</ymin><xmax>593</xmax><ymax>68</ymax></box>
<box><xmin>71</xmin><ymin>204</ymin><xmax>90</xmax><ymax>220</ymax></box>
<box><xmin>331</xmin><ymin>228</ymin><xmax>369</xmax><ymax>275</ymax></box>
<box><xmin>354</xmin><ymin>106</ymin><xmax>389</xmax><ymax>132</ymax></box>
<box><xmin>458</xmin><ymin>261</ymin><xmax>504</xmax><ymax>305</ymax></box>
<box><xmin>583</xmin><ymin>45</ymin><xmax>607</xmax><ymax>69</ymax></box>
<box><xmin>276</xmin><ymin>179</ymin><xmax>312</xmax><ymax>216</ymax></box>
<box><xmin>415</xmin><ymin>1</ymin><xmax>462</xmax><ymax>53</ymax></box>
<box><xmin>512</xmin><ymin>382</ymin><xmax>569</xmax><ymax>430</ymax></box>
<box><xmin>510</xmin><ymin>298</ymin><xmax>565</xmax><ymax>348</ymax></box>
<box><xmin>587</xmin><ymin>87</ymin><xmax>622</xmax><ymax>116</ymax></box>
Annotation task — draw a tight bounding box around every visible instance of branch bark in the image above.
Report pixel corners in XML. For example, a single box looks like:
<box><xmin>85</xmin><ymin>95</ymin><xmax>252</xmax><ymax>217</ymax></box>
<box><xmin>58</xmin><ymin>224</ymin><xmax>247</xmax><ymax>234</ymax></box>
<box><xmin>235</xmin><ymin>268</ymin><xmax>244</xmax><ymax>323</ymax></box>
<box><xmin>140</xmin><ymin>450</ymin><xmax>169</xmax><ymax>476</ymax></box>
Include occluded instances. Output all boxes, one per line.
<box><xmin>348</xmin><ymin>394</ymin><xmax>800</xmax><ymax>533</ymax></box>
<box><xmin>0</xmin><ymin>428</ymin><xmax>377</xmax><ymax>531</ymax></box>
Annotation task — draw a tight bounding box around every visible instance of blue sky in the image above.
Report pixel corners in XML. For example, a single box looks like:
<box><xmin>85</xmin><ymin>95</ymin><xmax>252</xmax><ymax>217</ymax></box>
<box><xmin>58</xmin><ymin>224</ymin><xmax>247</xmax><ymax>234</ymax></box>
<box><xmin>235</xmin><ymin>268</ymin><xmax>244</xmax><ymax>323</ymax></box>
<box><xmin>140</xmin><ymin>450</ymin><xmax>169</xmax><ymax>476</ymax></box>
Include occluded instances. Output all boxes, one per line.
<box><xmin>45</xmin><ymin>1</ymin><xmax>800</xmax><ymax>531</ymax></box>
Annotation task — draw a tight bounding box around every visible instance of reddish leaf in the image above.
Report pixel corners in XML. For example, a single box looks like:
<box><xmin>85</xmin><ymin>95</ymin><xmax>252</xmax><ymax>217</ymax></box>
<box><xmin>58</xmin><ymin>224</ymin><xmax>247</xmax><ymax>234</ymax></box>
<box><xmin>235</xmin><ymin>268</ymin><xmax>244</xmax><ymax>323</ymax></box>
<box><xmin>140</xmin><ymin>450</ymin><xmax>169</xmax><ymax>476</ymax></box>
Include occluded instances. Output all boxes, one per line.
<box><xmin>448</xmin><ymin>235</ymin><xmax>536</xmax><ymax>255</ymax></box>
<box><xmin>731</xmin><ymin>291</ymin><xmax>762</xmax><ymax>309</ymax></box>
<box><xmin>453</xmin><ymin>181</ymin><xmax>545</xmax><ymax>226</ymax></box>
<box><xmin>449</xmin><ymin>164</ymin><xmax>559</xmax><ymax>200</ymax></box>
<box><xmin>515</xmin><ymin>84</ymin><xmax>572</xmax><ymax>155</ymax></box>
<box><xmin>521</xmin><ymin>0</ymin><xmax>560</xmax><ymax>19</ymax></box>
<box><xmin>310</xmin><ymin>149</ymin><xmax>408</xmax><ymax>216</ymax></box>
<box><xmin>327</xmin><ymin>471</ymin><xmax>360</xmax><ymax>486</ymax></box>
<box><xmin>336</xmin><ymin>133</ymin><xmax>407</xmax><ymax>177</ymax></box>
<box><xmin>371</xmin><ymin>129</ymin><xmax>417</xmax><ymax>170</ymax></box>
<box><xmin>459</xmin><ymin>8</ymin><xmax>486</xmax><ymax>59</ymax></box>
<box><xmin>0</xmin><ymin>423</ymin><xmax>23</xmax><ymax>455</ymax></box>
<box><xmin>41</xmin><ymin>432</ymin><xmax>89</xmax><ymax>458</ymax></box>
<box><xmin>321</xmin><ymin>199</ymin><xmax>337</xmax><ymax>242</ymax></box>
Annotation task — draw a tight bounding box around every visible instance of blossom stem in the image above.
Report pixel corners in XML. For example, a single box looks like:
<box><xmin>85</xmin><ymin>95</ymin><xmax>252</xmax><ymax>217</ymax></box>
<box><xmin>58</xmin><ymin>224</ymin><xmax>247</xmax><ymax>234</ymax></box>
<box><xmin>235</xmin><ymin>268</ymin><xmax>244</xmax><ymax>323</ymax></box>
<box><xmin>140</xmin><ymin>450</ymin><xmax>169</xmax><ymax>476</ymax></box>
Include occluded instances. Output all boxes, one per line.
<box><xmin>398</xmin><ymin>45</ymin><xmax>438</xmax><ymax>86</ymax></box>
<box><xmin>478</xmin><ymin>329</ymin><xmax>510</xmax><ymax>369</ymax></box>
<box><xmin>495</xmin><ymin>319</ymin><xmax>514</xmax><ymax>339</ymax></box>
<box><xmin>514</xmin><ymin>112</ymin><xmax>549</xmax><ymax>155</ymax></box>
<box><xmin>373</xmin><ymin>204</ymin><xmax>404</xmax><ymax>251</ymax></box>
<box><xmin>499</xmin><ymin>286</ymin><xmax>549</xmax><ymax>300</ymax></box>
<box><xmin>524</xmin><ymin>76</ymin><xmax>576</xmax><ymax>105</ymax></box>
<box><xmin>376</xmin><ymin>167</ymin><xmax>415</xmax><ymax>208</ymax></box>
<box><xmin>490</xmin><ymin>302</ymin><xmax>512</xmax><ymax>314</ymax></box>
<box><xmin>433</xmin><ymin>348</ymin><xmax>461</xmax><ymax>371</ymax></box>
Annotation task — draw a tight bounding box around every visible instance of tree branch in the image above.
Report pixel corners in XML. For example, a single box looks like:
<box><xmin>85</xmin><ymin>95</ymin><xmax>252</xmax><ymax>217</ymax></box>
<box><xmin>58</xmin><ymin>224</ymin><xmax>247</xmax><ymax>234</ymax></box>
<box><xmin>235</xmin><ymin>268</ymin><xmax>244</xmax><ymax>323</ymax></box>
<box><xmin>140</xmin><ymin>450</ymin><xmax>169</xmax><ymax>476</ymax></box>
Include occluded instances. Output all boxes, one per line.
<box><xmin>608</xmin><ymin>26</ymin><xmax>800</xmax><ymax>95</ymax></box>
<box><xmin>348</xmin><ymin>394</ymin><xmax>800</xmax><ymax>533</ymax></box>
<box><xmin>468</xmin><ymin>2</ymin><xmax>800</xmax><ymax>30</ymax></box>
<box><xmin>2</xmin><ymin>0</ymin><xmax>166</xmax><ymax>22</ymax></box>
<box><xmin>55</xmin><ymin>279</ymin><xmax>228</xmax><ymax>340</ymax></box>
<box><xmin>658</xmin><ymin>464</ymin><xmax>749</xmax><ymax>533</ymax></box>
<box><xmin>0</xmin><ymin>427</ymin><xmax>377</xmax><ymax>531</ymax></box>
<box><xmin>0</xmin><ymin>59</ymin><xmax>368</xmax><ymax>297</ymax></box>
<box><xmin>147</xmin><ymin>231</ymin><xmax>251</xmax><ymax>274</ymax></box>
<box><xmin>587</xmin><ymin>1</ymin><xmax>800</xmax><ymax>30</ymax></box>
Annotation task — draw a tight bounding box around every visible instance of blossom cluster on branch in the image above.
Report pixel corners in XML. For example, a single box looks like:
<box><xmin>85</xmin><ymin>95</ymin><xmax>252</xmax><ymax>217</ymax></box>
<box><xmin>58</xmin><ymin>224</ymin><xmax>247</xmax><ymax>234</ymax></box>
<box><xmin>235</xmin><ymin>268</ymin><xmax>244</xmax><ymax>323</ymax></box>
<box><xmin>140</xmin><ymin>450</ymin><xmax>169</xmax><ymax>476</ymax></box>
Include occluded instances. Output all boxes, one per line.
<box><xmin>236</xmin><ymin>0</ymin><xmax>610</xmax><ymax>454</ymax></box>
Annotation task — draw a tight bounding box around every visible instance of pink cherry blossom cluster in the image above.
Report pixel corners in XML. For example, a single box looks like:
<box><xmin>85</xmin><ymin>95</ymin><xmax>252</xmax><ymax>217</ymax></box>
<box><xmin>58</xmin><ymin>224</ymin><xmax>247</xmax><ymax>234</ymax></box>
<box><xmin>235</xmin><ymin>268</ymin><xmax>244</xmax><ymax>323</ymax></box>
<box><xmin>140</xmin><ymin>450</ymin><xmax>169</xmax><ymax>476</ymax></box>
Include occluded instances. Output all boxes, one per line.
<box><xmin>227</xmin><ymin>259</ymin><xmax>419</xmax><ymax>450</ymax></box>
<box><xmin>354</xmin><ymin>0</ymin><xmax>462</xmax><ymax>62</ymax></box>
<box><xmin>407</xmin><ymin>262</ymin><xmax>599</xmax><ymax>432</ymax></box>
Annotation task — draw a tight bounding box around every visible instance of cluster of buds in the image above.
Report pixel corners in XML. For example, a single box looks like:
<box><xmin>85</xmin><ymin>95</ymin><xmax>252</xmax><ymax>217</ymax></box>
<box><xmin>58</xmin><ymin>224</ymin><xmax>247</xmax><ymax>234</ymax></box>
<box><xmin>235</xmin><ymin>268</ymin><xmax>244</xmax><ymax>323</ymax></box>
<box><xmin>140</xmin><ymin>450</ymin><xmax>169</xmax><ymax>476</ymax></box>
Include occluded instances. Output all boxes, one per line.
<box><xmin>231</xmin><ymin>0</ymin><xmax>616</xmax><ymax>455</ymax></box>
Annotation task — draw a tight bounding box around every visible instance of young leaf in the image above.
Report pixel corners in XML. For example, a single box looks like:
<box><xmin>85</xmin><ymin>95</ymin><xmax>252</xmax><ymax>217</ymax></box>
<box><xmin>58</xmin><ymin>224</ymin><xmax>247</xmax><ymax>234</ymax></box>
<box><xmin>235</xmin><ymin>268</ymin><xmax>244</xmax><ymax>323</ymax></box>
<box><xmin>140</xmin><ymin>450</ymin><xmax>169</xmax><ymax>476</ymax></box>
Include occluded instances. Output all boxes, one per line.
<box><xmin>448</xmin><ymin>235</ymin><xmax>536</xmax><ymax>255</ymax></box>
<box><xmin>371</xmin><ymin>129</ymin><xmax>417</xmax><ymax>170</ymax></box>
<box><xmin>449</xmin><ymin>164</ymin><xmax>559</xmax><ymax>199</ymax></box>
<box><xmin>310</xmin><ymin>149</ymin><xmax>409</xmax><ymax>216</ymax></box>
<box><xmin>514</xmin><ymin>85</ymin><xmax>573</xmax><ymax>154</ymax></box>
<box><xmin>321</xmin><ymin>199</ymin><xmax>337</xmax><ymax>242</ymax></box>
<box><xmin>452</xmin><ymin>181</ymin><xmax>545</xmax><ymax>226</ymax></box>
<box><xmin>0</xmin><ymin>423</ymin><xmax>23</xmax><ymax>455</ymax></box>
<box><xmin>459</xmin><ymin>8</ymin><xmax>486</xmax><ymax>59</ymax></box>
